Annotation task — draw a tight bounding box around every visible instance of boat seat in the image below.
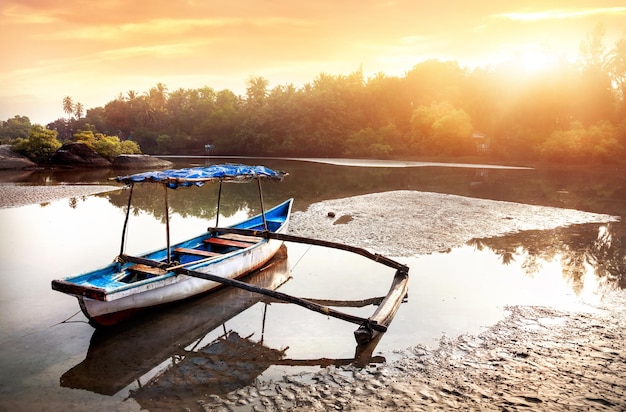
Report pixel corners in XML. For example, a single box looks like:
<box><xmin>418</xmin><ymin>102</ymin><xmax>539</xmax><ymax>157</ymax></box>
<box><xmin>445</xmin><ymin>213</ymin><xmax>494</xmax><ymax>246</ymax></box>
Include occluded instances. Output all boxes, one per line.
<box><xmin>127</xmin><ymin>264</ymin><xmax>168</xmax><ymax>276</ymax></box>
<box><xmin>173</xmin><ymin>248</ymin><xmax>221</xmax><ymax>258</ymax></box>
<box><xmin>203</xmin><ymin>237</ymin><xmax>257</xmax><ymax>249</ymax></box>
<box><xmin>218</xmin><ymin>233</ymin><xmax>264</xmax><ymax>243</ymax></box>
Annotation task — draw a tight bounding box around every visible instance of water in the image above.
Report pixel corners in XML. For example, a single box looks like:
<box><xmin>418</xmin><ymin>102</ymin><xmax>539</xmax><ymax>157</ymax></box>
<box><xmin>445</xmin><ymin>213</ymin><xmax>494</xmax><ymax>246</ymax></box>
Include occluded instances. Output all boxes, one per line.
<box><xmin>0</xmin><ymin>158</ymin><xmax>624</xmax><ymax>410</ymax></box>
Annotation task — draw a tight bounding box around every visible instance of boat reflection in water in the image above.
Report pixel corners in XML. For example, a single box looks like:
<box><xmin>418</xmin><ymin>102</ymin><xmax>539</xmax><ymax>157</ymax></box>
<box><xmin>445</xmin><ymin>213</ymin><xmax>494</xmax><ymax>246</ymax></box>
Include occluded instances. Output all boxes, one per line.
<box><xmin>60</xmin><ymin>245</ymin><xmax>386</xmax><ymax>403</ymax></box>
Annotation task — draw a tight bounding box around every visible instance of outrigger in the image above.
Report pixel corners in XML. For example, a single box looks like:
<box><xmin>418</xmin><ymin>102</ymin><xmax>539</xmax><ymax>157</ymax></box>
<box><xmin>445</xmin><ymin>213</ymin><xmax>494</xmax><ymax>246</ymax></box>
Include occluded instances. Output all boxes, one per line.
<box><xmin>51</xmin><ymin>164</ymin><xmax>409</xmax><ymax>344</ymax></box>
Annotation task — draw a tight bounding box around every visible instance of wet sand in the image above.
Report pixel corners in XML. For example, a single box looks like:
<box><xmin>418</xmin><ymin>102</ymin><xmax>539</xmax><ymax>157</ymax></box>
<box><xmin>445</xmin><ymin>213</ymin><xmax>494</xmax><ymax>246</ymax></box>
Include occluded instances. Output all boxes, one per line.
<box><xmin>226</xmin><ymin>192</ymin><xmax>623</xmax><ymax>411</ymax></box>
<box><xmin>0</xmin><ymin>184</ymin><xmax>121</xmax><ymax>209</ymax></box>
<box><xmin>288</xmin><ymin>190</ymin><xmax>619</xmax><ymax>256</ymax></box>
<box><xmin>3</xmin><ymin>185</ymin><xmax>625</xmax><ymax>411</ymax></box>
<box><xmin>200</xmin><ymin>293</ymin><xmax>626</xmax><ymax>411</ymax></box>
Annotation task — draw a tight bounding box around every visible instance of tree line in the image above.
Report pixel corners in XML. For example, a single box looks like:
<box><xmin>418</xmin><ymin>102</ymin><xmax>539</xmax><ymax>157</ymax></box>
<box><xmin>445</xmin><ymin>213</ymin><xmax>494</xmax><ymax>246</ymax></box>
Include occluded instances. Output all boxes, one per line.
<box><xmin>2</xmin><ymin>27</ymin><xmax>625</xmax><ymax>164</ymax></box>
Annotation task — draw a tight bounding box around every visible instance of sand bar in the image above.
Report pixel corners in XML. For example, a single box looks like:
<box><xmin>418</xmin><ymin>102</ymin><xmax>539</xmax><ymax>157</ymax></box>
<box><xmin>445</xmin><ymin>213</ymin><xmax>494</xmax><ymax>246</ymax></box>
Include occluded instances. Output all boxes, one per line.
<box><xmin>0</xmin><ymin>184</ymin><xmax>121</xmax><ymax>209</ymax></box>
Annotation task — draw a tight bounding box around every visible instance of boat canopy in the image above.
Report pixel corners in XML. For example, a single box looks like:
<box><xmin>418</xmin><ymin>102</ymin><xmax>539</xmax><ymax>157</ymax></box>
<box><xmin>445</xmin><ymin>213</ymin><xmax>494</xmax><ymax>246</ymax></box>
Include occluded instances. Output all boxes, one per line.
<box><xmin>115</xmin><ymin>164</ymin><xmax>287</xmax><ymax>188</ymax></box>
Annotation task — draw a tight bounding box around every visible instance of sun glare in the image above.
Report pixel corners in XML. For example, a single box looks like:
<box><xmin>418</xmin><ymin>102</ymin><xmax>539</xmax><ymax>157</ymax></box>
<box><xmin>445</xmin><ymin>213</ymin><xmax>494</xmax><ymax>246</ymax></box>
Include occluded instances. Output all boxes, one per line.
<box><xmin>488</xmin><ymin>44</ymin><xmax>568</xmax><ymax>75</ymax></box>
<box><xmin>519</xmin><ymin>48</ymin><xmax>554</xmax><ymax>72</ymax></box>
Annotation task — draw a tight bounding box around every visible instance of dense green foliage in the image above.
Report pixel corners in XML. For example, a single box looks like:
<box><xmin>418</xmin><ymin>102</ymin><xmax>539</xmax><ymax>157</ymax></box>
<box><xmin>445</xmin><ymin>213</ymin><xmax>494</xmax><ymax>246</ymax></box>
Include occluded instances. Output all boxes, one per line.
<box><xmin>11</xmin><ymin>125</ymin><xmax>62</xmax><ymax>163</ymax></box>
<box><xmin>2</xmin><ymin>29</ymin><xmax>626</xmax><ymax>164</ymax></box>
<box><xmin>0</xmin><ymin>115</ymin><xmax>32</xmax><ymax>144</ymax></box>
<box><xmin>74</xmin><ymin>129</ymin><xmax>142</xmax><ymax>161</ymax></box>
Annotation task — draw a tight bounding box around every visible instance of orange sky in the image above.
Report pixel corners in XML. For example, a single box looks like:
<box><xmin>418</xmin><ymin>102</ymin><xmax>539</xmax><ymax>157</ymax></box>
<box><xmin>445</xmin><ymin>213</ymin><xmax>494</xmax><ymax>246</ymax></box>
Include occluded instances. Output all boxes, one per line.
<box><xmin>1</xmin><ymin>1</ymin><xmax>625</xmax><ymax>124</ymax></box>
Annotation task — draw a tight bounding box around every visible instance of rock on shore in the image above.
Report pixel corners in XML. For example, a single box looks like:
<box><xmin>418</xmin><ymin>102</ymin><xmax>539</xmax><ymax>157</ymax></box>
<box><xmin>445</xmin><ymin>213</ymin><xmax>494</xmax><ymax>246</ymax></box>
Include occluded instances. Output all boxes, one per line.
<box><xmin>0</xmin><ymin>145</ymin><xmax>36</xmax><ymax>169</ymax></box>
<box><xmin>50</xmin><ymin>142</ymin><xmax>111</xmax><ymax>168</ymax></box>
<box><xmin>0</xmin><ymin>143</ymin><xmax>173</xmax><ymax>170</ymax></box>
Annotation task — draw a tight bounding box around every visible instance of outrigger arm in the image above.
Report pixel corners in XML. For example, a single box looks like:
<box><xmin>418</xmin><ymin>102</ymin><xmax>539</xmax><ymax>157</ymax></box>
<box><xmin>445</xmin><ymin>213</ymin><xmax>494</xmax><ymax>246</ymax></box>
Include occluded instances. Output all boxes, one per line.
<box><xmin>207</xmin><ymin>227</ymin><xmax>410</xmax><ymax>343</ymax></box>
<box><xmin>119</xmin><ymin>253</ymin><xmax>391</xmax><ymax>336</ymax></box>
<box><xmin>119</xmin><ymin>228</ymin><xmax>409</xmax><ymax>344</ymax></box>
<box><xmin>208</xmin><ymin>227</ymin><xmax>408</xmax><ymax>272</ymax></box>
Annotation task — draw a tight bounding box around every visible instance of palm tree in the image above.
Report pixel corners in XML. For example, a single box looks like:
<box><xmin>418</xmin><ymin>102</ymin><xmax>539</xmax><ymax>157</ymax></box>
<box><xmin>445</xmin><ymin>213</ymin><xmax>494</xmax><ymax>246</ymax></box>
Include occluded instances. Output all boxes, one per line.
<box><xmin>246</xmin><ymin>76</ymin><xmax>269</xmax><ymax>107</ymax></box>
<box><xmin>606</xmin><ymin>36</ymin><xmax>626</xmax><ymax>100</ymax></box>
<box><xmin>62</xmin><ymin>96</ymin><xmax>75</xmax><ymax>140</ymax></box>
<box><xmin>62</xmin><ymin>96</ymin><xmax>74</xmax><ymax>121</ymax></box>
<box><xmin>74</xmin><ymin>102</ymin><xmax>84</xmax><ymax>120</ymax></box>
<box><xmin>136</xmin><ymin>95</ymin><xmax>158</xmax><ymax>127</ymax></box>
<box><xmin>147</xmin><ymin>83</ymin><xmax>168</xmax><ymax>112</ymax></box>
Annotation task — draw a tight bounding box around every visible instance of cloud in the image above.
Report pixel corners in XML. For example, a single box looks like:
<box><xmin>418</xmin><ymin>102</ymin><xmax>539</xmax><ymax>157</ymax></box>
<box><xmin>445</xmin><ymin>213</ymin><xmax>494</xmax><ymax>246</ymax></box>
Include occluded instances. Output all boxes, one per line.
<box><xmin>41</xmin><ymin>16</ymin><xmax>312</xmax><ymax>41</ymax></box>
<box><xmin>2</xmin><ymin>3</ymin><xmax>60</xmax><ymax>24</ymax></box>
<box><xmin>496</xmin><ymin>7</ymin><xmax>626</xmax><ymax>22</ymax></box>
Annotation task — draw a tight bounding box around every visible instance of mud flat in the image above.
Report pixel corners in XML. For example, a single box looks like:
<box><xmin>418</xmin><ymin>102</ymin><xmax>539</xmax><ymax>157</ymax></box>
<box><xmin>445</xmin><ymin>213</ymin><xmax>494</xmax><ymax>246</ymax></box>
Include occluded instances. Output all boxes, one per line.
<box><xmin>197</xmin><ymin>191</ymin><xmax>624</xmax><ymax>411</ymax></box>
<box><xmin>197</xmin><ymin>292</ymin><xmax>626</xmax><ymax>411</ymax></box>
<box><xmin>289</xmin><ymin>190</ymin><xmax>619</xmax><ymax>256</ymax></box>
<box><xmin>0</xmin><ymin>184</ymin><xmax>121</xmax><ymax>209</ymax></box>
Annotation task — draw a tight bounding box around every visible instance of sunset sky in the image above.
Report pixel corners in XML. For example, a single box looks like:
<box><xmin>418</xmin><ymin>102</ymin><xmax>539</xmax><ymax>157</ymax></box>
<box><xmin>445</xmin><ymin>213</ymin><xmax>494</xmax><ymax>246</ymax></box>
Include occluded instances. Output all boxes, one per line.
<box><xmin>1</xmin><ymin>1</ymin><xmax>625</xmax><ymax>124</ymax></box>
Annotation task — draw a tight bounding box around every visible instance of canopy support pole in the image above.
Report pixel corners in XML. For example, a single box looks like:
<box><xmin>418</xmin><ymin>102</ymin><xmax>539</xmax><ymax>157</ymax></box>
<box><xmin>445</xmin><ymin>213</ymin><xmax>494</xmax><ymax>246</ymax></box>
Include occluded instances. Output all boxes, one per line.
<box><xmin>163</xmin><ymin>183</ymin><xmax>171</xmax><ymax>263</ymax></box>
<box><xmin>119</xmin><ymin>183</ymin><xmax>135</xmax><ymax>257</ymax></box>
<box><xmin>215</xmin><ymin>180</ymin><xmax>223</xmax><ymax>228</ymax></box>
<box><xmin>257</xmin><ymin>178</ymin><xmax>268</xmax><ymax>230</ymax></box>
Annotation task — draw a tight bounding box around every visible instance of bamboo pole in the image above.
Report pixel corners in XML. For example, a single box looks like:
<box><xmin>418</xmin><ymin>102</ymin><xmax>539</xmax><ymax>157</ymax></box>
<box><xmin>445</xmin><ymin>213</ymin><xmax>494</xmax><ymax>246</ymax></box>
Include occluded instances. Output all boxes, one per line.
<box><xmin>119</xmin><ymin>253</ymin><xmax>389</xmax><ymax>334</ymax></box>
<box><xmin>163</xmin><ymin>183</ymin><xmax>171</xmax><ymax>263</ymax></box>
<box><xmin>119</xmin><ymin>183</ymin><xmax>135</xmax><ymax>257</ymax></box>
<box><xmin>215</xmin><ymin>180</ymin><xmax>223</xmax><ymax>228</ymax></box>
<box><xmin>353</xmin><ymin>270</ymin><xmax>408</xmax><ymax>344</ymax></box>
<box><xmin>208</xmin><ymin>227</ymin><xmax>409</xmax><ymax>273</ymax></box>
<box><xmin>257</xmin><ymin>178</ymin><xmax>268</xmax><ymax>231</ymax></box>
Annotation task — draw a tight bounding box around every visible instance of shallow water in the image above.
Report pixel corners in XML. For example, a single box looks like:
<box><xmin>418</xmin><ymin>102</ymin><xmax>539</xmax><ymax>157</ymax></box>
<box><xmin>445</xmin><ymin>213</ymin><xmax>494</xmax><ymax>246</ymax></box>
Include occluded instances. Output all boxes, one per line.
<box><xmin>0</xmin><ymin>158</ymin><xmax>624</xmax><ymax>410</ymax></box>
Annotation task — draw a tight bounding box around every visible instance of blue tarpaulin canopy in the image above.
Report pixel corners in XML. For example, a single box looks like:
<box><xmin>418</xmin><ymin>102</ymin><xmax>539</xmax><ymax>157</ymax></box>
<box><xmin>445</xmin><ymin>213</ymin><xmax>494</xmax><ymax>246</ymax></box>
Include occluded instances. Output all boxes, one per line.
<box><xmin>115</xmin><ymin>164</ymin><xmax>287</xmax><ymax>188</ymax></box>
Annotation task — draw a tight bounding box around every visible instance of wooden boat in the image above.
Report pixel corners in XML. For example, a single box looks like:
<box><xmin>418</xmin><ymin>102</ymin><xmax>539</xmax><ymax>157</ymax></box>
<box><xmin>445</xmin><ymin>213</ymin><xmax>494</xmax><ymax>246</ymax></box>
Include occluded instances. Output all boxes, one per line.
<box><xmin>61</xmin><ymin>249</ymin><xmax>292</xmax><ymax>395</ymax></box>
<box><xmin>52</xmin><ymin>163</ymin><xmax>409</xmax><ymax>344</ymax></box>
<box><xmin>52</xmin><ymin>164</ymin><xmax>292</xmax><ymax>326</ymax></box>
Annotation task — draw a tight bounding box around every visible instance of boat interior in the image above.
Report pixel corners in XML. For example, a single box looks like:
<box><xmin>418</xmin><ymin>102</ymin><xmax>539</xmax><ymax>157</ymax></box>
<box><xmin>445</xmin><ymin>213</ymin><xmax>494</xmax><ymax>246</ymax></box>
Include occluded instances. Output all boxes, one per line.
<box><xmin>120</xmin><ymin>232</ymin><xmax>266</xmax><ymax>284</ymax></box>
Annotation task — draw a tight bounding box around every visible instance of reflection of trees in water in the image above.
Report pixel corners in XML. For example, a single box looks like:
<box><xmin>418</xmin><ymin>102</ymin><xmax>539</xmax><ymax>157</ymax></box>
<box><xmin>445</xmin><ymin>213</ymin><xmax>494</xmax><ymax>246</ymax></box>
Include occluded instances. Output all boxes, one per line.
<box><xmin>468</xmin><ymin>223</ymin><xmax>625</xmax><ymax>291</ymax></box>
<box><xmin>92</xmin><ymin>160</ymin><xmax>626</xmax><ymax>292</ymax></box>
<box><xmin>104</xmin><ymin>183</ymin><xmax>264</xmax><ymax>223</ymax></box>
<box><xmin>100</xmin><ymin>163</ymin><xmax>403</xmax><ymax>221</ymax></box>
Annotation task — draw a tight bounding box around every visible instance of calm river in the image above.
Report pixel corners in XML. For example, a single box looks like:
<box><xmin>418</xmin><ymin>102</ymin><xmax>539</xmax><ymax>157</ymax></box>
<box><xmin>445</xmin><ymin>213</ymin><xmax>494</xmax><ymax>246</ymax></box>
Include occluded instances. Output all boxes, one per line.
<box><xmin>0</xmin><ymin>157</ymin><xmax>624</xmax><ymax>410</ymax></box>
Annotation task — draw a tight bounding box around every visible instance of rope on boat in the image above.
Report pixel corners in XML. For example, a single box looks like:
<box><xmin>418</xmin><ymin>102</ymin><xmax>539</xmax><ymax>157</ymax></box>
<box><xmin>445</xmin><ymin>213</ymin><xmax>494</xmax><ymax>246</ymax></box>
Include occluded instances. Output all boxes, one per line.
<box><xmin>51</xmin><ymin>310</ymin><xmax>85</xmax><ymax>326</ymax></box>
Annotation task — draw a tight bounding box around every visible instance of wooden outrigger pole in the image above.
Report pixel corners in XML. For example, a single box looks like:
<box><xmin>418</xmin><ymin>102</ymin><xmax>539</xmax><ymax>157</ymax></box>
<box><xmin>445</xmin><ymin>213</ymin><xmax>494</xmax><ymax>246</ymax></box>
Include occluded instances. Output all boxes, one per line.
<box><xmin>207</xmin><ymin>227</ymin><xmax>410</xmax><ymax>344</ymax></box>
<box><xmin>207</xmin><ymin>228</ymin><xmax>408</xmax><ymax>272</ymax></box>
<box><xmin>120</xmin><ymin>253</ymin><xmax>390</xmax><ymax>333</ymax></box>
<box><xmin>120</xmin><ymin>227</ymin><xmax>409</xmax><ymax>344</ymax></box>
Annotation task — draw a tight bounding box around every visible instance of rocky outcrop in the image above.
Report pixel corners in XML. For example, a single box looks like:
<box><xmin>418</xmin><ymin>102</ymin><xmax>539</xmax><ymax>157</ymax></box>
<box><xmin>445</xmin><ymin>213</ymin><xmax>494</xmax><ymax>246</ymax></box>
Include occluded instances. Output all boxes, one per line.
<box><xmin>0</xmin><ymin>145</ymin><xmax>37</xmax><ymax>169</ymax></box>
<box><xmin>50</xmin><ymin>142</ymin><xmax>111</xmax><ymax>168</ymax></box>
<box><xmin>112</xmin><ymin>154</ymin><xmax>173</xmax><ymax>169</ymax></box>
<box><xmin>0</xmin><ymin>143</ymin><xmax>173</xmax><ymax>170</ymax></box>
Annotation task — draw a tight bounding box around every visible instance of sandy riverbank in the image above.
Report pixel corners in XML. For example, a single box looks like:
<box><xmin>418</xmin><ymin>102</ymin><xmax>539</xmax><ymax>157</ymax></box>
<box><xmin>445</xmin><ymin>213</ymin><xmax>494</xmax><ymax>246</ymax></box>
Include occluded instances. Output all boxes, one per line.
<box><xmin>199</xmin><ymin>292</ymin><xmax>626</xmax><ymax>411</ymax></box>
<box><xmin>288</xmin><ymin>190</ymin><xmax>619</xmax><ymax>256</ymax></box>
<box><xmin>215</xmin><ymin>192</ymin><xmax>623</xmax><ymax>411</ymax></box>
<box><xmin>0</xmin><ymin>184</ymin><xmax>121</xmax><ymax>209</ymax></box>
